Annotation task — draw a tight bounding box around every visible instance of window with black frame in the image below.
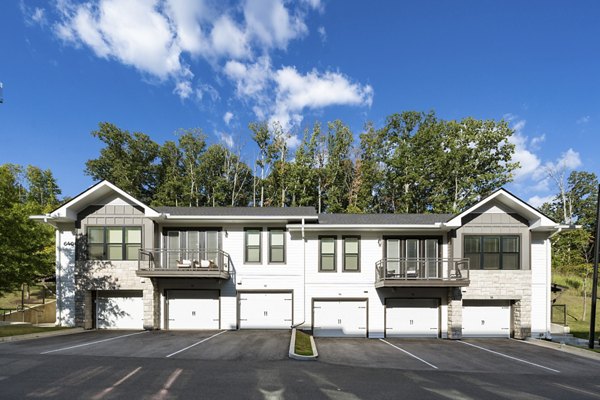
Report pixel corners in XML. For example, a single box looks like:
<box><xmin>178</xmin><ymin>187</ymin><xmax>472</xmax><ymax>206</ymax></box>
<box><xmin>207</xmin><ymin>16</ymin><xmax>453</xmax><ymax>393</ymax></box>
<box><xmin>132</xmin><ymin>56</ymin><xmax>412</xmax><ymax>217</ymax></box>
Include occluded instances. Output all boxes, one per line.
<box><xmin>87</xmin><ymin>226</ymin><xmax>142</xmax><ymax>261</ymax></box>
<box><xmin>464</xmin><ymin>235</ymin><xmax>520</xmax><ymax>270</ymax></box>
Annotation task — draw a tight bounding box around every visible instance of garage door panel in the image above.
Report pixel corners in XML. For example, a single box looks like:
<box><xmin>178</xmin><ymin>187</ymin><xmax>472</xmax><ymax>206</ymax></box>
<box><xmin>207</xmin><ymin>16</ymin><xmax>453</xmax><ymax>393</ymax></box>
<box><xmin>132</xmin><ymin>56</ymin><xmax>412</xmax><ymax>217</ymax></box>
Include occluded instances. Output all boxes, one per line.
<box><xmin>462</xmin><ymin>300</ymin><xmax>510</xmax><ymax>337</ymax></box>
<box><xmin>386</xmin><ymin>298</ymin><xmax>439</xmax><ymax>338</ymax></box>
<box><xmin>313</xmin><ymin>300</ymin><xmax>367</xmax><ymax>338</ymax></box>
<box><xmin>168</xmin><ymin>290</ymin><xmax>219</xmax><ymax>330</ymax></box>
<box><xmin>97</xmin><ymin>291</ymin><xmax>143</xmax><ymax>330</ymax></box>
<box><xmin>239</xmin><ymin>292</ymin><xmax>292</xmax><ymax>329</ymax></box>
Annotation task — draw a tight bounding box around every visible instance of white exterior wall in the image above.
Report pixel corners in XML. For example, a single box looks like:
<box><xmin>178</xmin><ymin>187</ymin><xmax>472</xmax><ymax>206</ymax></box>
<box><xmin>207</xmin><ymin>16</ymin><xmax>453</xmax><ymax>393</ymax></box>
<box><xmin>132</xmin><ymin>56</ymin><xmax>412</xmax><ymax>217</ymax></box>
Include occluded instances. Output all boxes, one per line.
<box><xmin>530</xmin><ymin>232</ymin><xmax>551</xmax><ymax>336</ymax></box>
<box><xmin>56</xmin><ymin>228</ymin><xmax>76</xmax><ymax>327</ymax></box>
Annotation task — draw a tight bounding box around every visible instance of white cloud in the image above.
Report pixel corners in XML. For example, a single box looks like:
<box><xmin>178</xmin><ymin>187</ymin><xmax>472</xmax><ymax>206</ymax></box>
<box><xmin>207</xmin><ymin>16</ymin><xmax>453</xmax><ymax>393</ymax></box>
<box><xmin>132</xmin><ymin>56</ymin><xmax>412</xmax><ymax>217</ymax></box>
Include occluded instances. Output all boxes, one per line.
<box><xmin>528</xmin><ymin>194</ymin><xmax>554</xmax><ymax>208</ymax></box>
<box><xmin>530</xmin><ymin>134</ymin><xmax>545</xmax><ymax>150</ymax></box>
<box><xmin>317</xmin><ymin>26</ymin><xmax>326</xmax><ymax>43</ymax></box>
<box><xmin>210</xmin><ymin>15</ymin><xmax>249</xmax><ymax>59</ymax></box>
<box><xmin>218</xmin><ymin>131</ymin><xmax>234</xmax><ymax>148</ymax></box>
<box><xmin>508</xmin><ymin>120</ymin><xmax>541</xmax><ymax>181</ymax></box>
<box><xmin>20</xmin><ymin>1</ymin><xmax>47</xmax><ymax>26</ymax></box>
<box><xmin>576</xmin><ymin>115</ymin><xmax>590</xmax><ymax>124</ymax></box>
<box><xmin>223</xmin><ymin>112</ymin><xmax>234</xmax><ymax>125</ymax></box>
<box><xmin>546</xmin><ymin>148</ymin><xmax>582</xmax><ymax>171</ymax></box>
<box><xmin>243</xmin><ymin>0</ymin><xmax>308</xmax><ymax>49</ymax></box>
<box><xmin>46</xmin><ymin>0</ymin><xmax>372</xmax><ymax>123</ymax></box>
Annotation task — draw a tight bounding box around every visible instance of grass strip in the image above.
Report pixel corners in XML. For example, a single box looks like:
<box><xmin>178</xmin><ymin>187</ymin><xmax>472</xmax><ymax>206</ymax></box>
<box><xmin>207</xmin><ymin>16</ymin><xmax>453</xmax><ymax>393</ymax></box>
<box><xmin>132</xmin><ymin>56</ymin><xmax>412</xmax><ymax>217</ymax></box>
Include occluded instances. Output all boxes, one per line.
<box><xmin>295</xmin><ymin>330</ymin><xmax>314</xmax><ymax>356</ymax></box>
<box><xmin>0</xmin><ymin>325</ymin><xmax>69</xmax><ymax>338</ymax></box>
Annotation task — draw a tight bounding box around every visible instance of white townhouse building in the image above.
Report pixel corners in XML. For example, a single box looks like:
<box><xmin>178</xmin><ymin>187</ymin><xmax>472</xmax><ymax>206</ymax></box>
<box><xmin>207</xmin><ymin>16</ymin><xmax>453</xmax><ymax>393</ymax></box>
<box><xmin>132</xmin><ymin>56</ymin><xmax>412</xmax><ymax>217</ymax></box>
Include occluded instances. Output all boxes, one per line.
<box><xmin>32</xmin><ymin>180</ymin><xmax>567</xmax><ymax>339</ymax></box>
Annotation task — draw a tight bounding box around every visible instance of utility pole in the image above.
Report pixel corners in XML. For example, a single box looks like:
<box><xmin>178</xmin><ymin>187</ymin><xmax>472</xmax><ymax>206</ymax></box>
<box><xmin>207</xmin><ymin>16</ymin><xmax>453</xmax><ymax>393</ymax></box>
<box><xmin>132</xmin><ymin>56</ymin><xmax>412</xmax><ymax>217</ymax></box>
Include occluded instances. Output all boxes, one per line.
<box><xmin>589</xmin><ymin>183</ymin><xmax>600</xmax><ymax>349</ymax></box>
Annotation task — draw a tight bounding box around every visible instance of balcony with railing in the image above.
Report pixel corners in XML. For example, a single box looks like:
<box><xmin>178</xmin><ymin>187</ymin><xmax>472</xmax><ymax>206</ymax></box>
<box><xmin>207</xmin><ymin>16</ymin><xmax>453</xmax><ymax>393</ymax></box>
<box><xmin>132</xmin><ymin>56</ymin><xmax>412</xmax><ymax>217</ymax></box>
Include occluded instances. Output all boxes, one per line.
<box><xmin>375</xmin><ymin>258</ymin><xmax>469</xmax><ymax>288</ymax></box>
<box><xmin>136</xmin><ymin>249</ymin><xmax>231</xmax><ymax>279</ymax></box>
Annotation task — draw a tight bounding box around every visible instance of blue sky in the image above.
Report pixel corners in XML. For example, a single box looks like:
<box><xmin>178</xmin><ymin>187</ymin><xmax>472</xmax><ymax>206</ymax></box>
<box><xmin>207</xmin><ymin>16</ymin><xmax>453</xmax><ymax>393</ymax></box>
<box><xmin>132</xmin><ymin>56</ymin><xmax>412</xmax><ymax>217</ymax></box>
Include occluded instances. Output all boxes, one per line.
<box><xmin>1</xmin><ymin>0</ymin><xmax>599</xmax><ymax>207</ymax></box>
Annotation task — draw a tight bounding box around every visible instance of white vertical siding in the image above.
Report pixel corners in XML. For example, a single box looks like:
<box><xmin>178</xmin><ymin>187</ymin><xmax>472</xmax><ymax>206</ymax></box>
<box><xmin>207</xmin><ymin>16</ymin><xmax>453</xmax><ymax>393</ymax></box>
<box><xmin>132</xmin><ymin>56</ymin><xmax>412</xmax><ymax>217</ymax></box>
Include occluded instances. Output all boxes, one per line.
<box><xmin>530</xmin><ymin>232</ymin><xmax>550</xmax><ymax>335</ymax></box>
<box><xmin>56</xmin><ymin>229</ymin><xmax>76</xmax><ymax>327</ymax></box>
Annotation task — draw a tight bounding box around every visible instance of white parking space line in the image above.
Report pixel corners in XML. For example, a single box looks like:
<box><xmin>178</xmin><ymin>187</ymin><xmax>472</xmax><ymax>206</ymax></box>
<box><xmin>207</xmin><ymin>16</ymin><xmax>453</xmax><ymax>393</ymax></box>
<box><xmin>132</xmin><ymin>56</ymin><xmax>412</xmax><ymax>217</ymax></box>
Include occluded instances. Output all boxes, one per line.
<box><xmin>40</xmin><ymin>331</ymin><xmax>147</xmax><ymax>354</ymax></box>
<box><xmin>458</xmin><ymin>340</ymin><xmax>560</xmax><ymax>373</ymax></box>
<box><xmin>554</xmin><ymin>383</ymin><xmax>600</xmax><ymax>399</ymax></box>
<box><xmin>379</xmin><ymin>339</ymin><xmax>438</xmax><ymax>369</ymax></box>
<box><xmin>92</xmin><ymin>366</ymin><xmax>142</xmax><ymax>400</ymax></box>
<box><xmin>165</xmin><ymin>330</ymin><xmax>227</xmax><ymax>358</ymax></box>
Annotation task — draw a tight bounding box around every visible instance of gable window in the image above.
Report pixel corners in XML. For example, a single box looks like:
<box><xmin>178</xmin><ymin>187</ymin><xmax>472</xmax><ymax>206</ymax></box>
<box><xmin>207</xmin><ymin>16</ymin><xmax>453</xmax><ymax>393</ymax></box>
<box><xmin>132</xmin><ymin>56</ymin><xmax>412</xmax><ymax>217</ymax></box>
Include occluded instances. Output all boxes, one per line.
<box><xmin>88</xmin><ymin>226</ymin><xmax>142</xmax><ymax>261</ymax></box>
<box><xmin>464</xmin><ymin>235</ymin><xmax>520</xmax><ymax>270</ymax></box>
<box><xmin>319</xmin><ymin>236</ymin><xmax>336</xmax><ymax>272</ymax></box>
<box><xmin>245</xmin><ymin>229</ymin><xmax>262</xmax><ymax>263</ymax></box>
<box><xmin>269</xmin><ymin>229</ymin><xmax>285</xmax><ymax>263</ymax></box>
<box><xmin>343</xmin><ymin>236</ymin><xmax>360</xmax><ymax>272</ymax></box>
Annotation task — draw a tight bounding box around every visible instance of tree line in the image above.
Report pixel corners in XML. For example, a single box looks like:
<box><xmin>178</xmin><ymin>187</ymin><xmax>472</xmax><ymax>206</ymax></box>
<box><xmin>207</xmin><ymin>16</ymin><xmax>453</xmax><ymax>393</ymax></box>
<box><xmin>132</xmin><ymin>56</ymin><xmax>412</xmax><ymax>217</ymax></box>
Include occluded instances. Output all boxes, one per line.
<box><xmin>0</xmin><ymin>164</ymin><xmax>60</xmax><ymax>293</ymax></box>
<box><xmin>85</xmin><ymin>111</ymin><xmax>518</xmax><ymax>214</ymax></box>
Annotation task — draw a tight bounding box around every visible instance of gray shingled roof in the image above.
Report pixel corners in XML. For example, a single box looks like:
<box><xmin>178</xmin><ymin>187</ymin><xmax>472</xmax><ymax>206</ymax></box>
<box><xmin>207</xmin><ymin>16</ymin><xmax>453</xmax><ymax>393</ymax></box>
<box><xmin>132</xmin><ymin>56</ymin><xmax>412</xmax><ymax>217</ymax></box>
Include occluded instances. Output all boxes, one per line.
<box><xmin>155</xmin><ymin>206</ymin><xmax>317</xmax><ymax>217</ymax></box>
<box><xmin>317</xmin><ymin>213</ymin><xmax>453</xmax><ymax>225</ymax></box>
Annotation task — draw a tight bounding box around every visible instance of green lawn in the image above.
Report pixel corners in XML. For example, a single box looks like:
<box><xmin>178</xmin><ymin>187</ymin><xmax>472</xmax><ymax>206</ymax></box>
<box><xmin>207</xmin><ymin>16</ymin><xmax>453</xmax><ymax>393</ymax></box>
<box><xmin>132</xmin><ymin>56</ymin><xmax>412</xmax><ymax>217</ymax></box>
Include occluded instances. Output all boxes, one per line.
<box><xmin>0</xmin><ymin>285</ymin><xmax>55</xmax><ymax>310</ymax></box>
<box><xmin>553</xmin><ymin>273</ymin><xmax>600</xmax><ymax>340</ymax></box>
<box><xmin>295</xmin><ymin>330</ymin><xmax>314</xmax><ymax>356</ymax></box>
<box><xmin>0</xmin><ymin>325</ymin><xmax>69</xmax><ymax>338</ymax></box>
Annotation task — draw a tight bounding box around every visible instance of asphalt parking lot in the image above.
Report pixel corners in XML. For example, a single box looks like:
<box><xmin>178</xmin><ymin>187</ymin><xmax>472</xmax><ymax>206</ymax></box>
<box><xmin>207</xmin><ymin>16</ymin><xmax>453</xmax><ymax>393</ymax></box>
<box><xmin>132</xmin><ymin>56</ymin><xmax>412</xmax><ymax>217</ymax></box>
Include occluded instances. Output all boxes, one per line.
<box><xmin>2</xmin><ymin>331</ymin><xmax>600</xmax><ymax>399</ymax></box>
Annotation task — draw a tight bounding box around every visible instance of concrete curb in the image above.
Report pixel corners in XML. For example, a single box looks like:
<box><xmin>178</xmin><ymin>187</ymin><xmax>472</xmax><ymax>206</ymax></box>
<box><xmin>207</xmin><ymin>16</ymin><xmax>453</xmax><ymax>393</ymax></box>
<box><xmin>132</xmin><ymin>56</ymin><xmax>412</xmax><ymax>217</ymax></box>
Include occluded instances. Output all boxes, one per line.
<box><xmin>521</xmin><ymin>338</ymin><xmax>600</xmax><ymax>362</ymax></box>
<box><xmin>0</xmin><ymin>327</ymin><xmax>86</xmax><ymax>343</ymax></box>
<box><xmin>288</xmin><ymin>328</ymin><xmax>318</xmax><ymax>361</ymax></box>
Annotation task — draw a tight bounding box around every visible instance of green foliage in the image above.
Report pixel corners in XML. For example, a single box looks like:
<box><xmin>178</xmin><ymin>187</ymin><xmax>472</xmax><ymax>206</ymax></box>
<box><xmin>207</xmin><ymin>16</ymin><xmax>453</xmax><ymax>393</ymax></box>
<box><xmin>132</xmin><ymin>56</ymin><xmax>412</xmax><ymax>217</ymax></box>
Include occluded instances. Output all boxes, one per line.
<box><xmin>0</xmin><ymin>164</ymin><xmax>58</xmax><ymax>294</ymax></box>
<box><xmin>85</xmin><ymin>122</ymin><xmax>160</xmax><ymax>204</ymax></box>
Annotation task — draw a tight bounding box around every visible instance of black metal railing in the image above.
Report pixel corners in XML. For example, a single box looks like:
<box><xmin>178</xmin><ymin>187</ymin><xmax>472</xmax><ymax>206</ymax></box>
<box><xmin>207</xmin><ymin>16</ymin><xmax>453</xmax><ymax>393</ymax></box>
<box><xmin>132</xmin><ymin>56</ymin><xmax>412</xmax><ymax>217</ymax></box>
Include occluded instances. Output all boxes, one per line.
<box><xmin>138</xmin><ymin>248</ymin><xmax>231</xmax><ymax>275</ymax></box>
<box><xmin>375</xmin><ymin>257</ymin><xmax>469</xmax><ymax>282</ymax></box>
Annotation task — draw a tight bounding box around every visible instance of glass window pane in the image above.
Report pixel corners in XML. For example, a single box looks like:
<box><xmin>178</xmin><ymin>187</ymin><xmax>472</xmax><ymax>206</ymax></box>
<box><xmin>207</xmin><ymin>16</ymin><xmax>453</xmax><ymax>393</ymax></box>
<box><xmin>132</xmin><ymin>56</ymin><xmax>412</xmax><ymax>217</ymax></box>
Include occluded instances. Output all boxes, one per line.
<box><xmin>270</xmin><ymin>247</ymin><xmax>284</xmax><ymax>263</ymax></box>
<box><xmin>502</xmin><ymin>237</ymin><xmax>519</xmax><ymax>252</ymax></box>
<box><xmin>206</xmin><ymin>231</ymin><xmax>218</xmax><ymax>250</ymax></box>
<box><xmin>483</xmin><ymin>254</ymin><xmax>500</xmax><ymax>269</ymax></box>
<box><xmin>88</xmin><ymin>228</ymin><xmax>104</xmax><ymax>244</ymax></box>
<box><xmin>321</xmin><ymin>238</ymin><xmax>335</xmax><ymax>254</ymax></box>
<box><xmin>466</xmin><ymin>254</ymin><xmax>480</xmax><ymax>269</ymax></box>
<box><xmin>406</xmin><ymin>239</ymin><xmax>418</xmax><ymax>258</ymax></box>
<box><xmin>425</xmin><ymin>239</ymin><xmax>438</xmax><ymax>258</ymax></box>
<box><xmin>108</xmin><ymin>244</ymin><xmax>122</xmax><ymax>260</ymax></box>
<box><xmin>483</xmin><ymin>237</ymin><xmax>500</xmax><ymax>252</ymax></box>
<box><xmin>108</xmin><ymin>228</ymin><xmax>123</xmax><ymax>244</ymax></box>
<box><xmin>188</xmin><ymin>231</ymin><xmax>200</xmax><ymax>250</ymax></box>
<box><xmin>247</xmin><ymin>231</ymin><xmax>260</xmax><ymax>246</ymax></box>
<box><xmin>345</xmin><ymin>255</ymin><xmax>358</xmax><ymax>271</ymax></box>
<box><xmin>321</xmin><ymin>255</ymin><xmax>335</xmax><ymax>271</ymax></box>
<box><xmin>247</xmin><ymin>247</ymin><xmax>260</xmax><ymax>262</ymax></box>
<box><xmin>464</xmin><ymin>236</ymin><xmax>480</xmax><ymax>253</ymax></box>
<box><xmin>387</xmin><ymin>239</ymin><xmax>400</xmax><ymax>259</ymax></box>
<box><xmin>345</xmin><ymin>238</ymin><xmax>358</xmax><ymax>254</ymax></box>
<box><xmin>503</xmin><ymin>254</ymin><xmax>519</xmax><ymax>270</ymax></box>
<box><xmin>270</xmin><ymin>231</ymin><xmax>284</xmax><ymax>246</ymax></box>
<box><xmin>126</xmin><ymin>228</ymin><xmax>141</xmax><ymax>244</ymax></box>
<box><xmin>88</xmin><ymin>244</ymin><xmax>104</xmax><ymax>260</ymax></box>
<box><xmin>126</xmin><ymin>244</ymin><xmax>140</xmax><ymax>260</ymax></box>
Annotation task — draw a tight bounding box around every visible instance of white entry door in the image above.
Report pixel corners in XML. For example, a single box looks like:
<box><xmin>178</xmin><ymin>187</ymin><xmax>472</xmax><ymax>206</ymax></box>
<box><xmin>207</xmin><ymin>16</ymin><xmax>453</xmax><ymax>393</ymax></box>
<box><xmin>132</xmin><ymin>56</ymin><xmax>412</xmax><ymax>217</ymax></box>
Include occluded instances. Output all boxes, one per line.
<box><xmin>313</xmin><ymin>300</ymin><xmax>367</xmax><ymax>337</ymax></box>
<box><xmin>167</xmin><ymin>290</ymin><xmax>220</xmax><ymax>330</ymax></box>
<box><xmin>96</xmin><ymin>290</ymin><xmax>144</xmax><ymax>330</ymax></box>
<box><xmin>239</xmin><ymin>292</ymin><xmax>292</xmax><ymax>329</ymax></box>
<box><xmin>462</xmin><ymin>300</ymin><xmax>511</xmax><ymax>337</ymax></box>
<box><xmin>385</xmin><ymin>299</ymin><xmax>439</xmax><ymax>337</ymax></box>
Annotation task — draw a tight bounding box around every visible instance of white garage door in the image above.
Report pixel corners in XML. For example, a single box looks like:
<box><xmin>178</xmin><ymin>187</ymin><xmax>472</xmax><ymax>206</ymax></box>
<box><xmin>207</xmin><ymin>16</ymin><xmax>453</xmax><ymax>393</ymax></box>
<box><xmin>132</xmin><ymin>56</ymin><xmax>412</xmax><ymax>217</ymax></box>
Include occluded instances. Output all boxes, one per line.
<box><xmin>386</xmin><ymin>299</ymin><xmax>439</xmax><ymax>338</ymax></box>
<box><xmin>239</xmin><ymin>292</ymin><xmax>292</xmax><ymax>329</ymax></box>
<box><xmin>167</xmin><ymin>290</ymin><xmax>220</xmax><ymax>330</ymax></box>
<box><xmin>313</xmin><ymin>300</ymin><xmax>367</xmax><ymax>337</ymax></box>
<box><xmin>462</xmin><ymin>300</ymin><xmax>511</xmax><ymax>337</ymax></box>
<box><xmin>96</xmin><ymin>290</ymin><xmax>143</xmax><ymax>330</ymax></box>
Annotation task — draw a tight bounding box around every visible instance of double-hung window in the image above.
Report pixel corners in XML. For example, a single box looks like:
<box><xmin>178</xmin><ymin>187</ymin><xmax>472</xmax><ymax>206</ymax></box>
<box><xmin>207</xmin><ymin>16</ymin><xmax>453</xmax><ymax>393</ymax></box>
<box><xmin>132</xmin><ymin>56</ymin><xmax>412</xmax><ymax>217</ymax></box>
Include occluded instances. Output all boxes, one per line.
<box><xmin>245</xmin><ymin>229</ymin><xmax>262</xmax><ymax>263</ymax></box>
<box><xmin>319</xmin><ymin>236</ymin><xmax>336</xmax><ymax>272</ymax></box>
<box><xmin>343</xmin><ymin>236</ymin><xmax>360</xmax><ymax>272</ymax></box>
<box><xmin>269</xmin><ymin>229</ymin><xmax>285</xmax><ymax>263</ymax></box>
<box><xmin>464</xmin><ymin>235</ymin><xmax>520</xmax><ymax>270</ymax></box>
<box><xmin>87</xmin><ymin>226</ymin><xmax>142</xmax><ymax>261</ymax></box>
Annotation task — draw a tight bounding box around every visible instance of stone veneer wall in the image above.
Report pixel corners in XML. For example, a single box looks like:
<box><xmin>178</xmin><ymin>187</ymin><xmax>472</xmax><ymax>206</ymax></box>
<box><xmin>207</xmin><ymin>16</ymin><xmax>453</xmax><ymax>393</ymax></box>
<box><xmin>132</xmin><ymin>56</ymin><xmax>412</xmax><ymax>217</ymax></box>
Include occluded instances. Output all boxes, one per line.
<box><xmin>462</xmin><ymin>270</ymin><xmax>532</xmax><ymax>339</ymax></box>
<box><xmin>447</xmin><ymin>287</ymin><xmax>462</xmax><ymax>339</ymax></box>
<box><xmin>75</xmin><ymin>261</ymin><xmax>155</xmax><ymax>328</ymax></box>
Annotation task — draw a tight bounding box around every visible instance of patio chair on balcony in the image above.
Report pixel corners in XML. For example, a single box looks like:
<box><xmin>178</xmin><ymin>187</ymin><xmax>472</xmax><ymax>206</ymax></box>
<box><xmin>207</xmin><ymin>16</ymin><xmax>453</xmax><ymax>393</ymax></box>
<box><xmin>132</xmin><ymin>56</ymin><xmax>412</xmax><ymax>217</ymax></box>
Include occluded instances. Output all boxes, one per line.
<box><xmin>176</xmin><ymin>259</ymin><xmax>193</xmax><ymax>269</ymax></box>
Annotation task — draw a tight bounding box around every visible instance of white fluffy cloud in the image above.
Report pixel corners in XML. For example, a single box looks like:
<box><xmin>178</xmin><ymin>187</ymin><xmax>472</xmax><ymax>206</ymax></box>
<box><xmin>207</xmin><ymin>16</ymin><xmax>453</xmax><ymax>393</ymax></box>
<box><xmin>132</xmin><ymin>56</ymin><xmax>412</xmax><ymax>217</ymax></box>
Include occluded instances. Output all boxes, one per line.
<box><xmin>45</xmin><ymin>0</ymin><xmax>373</xmax><ymax>125</ymax></box>
<box><xmin>218</xmin><ymin>131</ymin><xmax>234</xmax><ymax>148</ymax></box>
<box><xmin>508</xmin><ymin>120</ymin><xmax>541</xmax><ymax>181</ymax></box>
<box><xmin>527</xmin><ymin>194</ymin><xmax>555</xmax><ymax>209</ymax></box>
<box><xmin>223</xmin><ymin>112</ymin><xmax>234</xmax><ymax>125</ymax></box>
